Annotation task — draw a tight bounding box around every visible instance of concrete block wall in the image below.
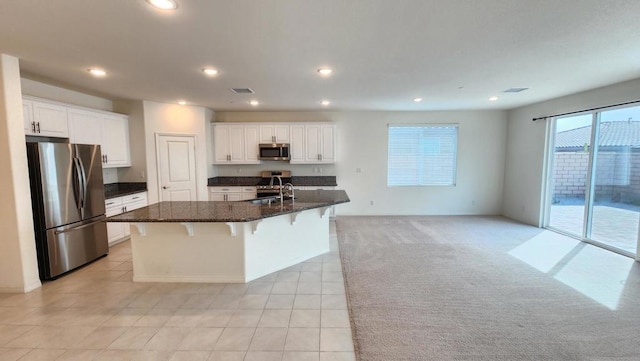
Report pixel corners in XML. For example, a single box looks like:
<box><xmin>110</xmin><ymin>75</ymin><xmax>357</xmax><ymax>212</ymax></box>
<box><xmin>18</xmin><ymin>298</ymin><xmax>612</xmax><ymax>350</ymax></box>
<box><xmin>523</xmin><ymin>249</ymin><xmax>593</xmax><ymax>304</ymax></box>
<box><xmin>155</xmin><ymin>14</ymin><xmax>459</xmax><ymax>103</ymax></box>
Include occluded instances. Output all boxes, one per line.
<box><xmin>553</xmin><ymin>150</ymin><xmax>640</xmax><ymax>205</ymax></box>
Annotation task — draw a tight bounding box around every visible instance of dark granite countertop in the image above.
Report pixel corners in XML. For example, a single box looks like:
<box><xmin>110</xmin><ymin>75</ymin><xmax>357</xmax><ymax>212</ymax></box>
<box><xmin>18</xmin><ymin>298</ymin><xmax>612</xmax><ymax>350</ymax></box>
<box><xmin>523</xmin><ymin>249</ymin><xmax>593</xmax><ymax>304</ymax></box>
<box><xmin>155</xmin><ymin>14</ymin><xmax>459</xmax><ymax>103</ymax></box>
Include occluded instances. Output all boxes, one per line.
<box><xmin>207</xmin><ymin>176</ymin><xmax>337</xmax><ymax>187</ymax></box>
<box><xmin>105</xmin><ymin>182</ymin><xmax>148</xmax><ymax>199</ymax></box>
<box><xmin>107</xmin><ymin>190</ymin><xmax>349</xmax><ymax>223</ymax></box>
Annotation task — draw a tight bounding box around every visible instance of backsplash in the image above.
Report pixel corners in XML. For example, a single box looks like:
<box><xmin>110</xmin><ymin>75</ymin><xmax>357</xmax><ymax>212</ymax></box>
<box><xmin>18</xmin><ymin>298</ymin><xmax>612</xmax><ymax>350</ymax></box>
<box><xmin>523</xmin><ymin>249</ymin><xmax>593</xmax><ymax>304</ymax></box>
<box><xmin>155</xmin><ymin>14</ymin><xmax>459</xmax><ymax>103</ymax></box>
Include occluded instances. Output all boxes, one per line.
<box><xmin>102</xmin><ymin>168</ymin><xmax>118</xmax><ymax>184</ymax></box>
<box><xmin>215</xmin><ymin>163</ymin><xmax>336</xmax><ymax>177</ymax></box>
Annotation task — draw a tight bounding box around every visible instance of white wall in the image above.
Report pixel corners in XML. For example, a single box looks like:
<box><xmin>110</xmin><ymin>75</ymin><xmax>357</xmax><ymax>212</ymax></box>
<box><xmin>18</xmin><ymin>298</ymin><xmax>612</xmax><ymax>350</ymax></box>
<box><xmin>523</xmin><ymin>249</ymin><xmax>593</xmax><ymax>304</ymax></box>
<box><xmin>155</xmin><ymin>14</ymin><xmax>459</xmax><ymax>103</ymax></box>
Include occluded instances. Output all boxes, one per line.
<box><xmin>0</xmin><ymin>54</ymin><xmax>41</xmax><ymax>293</ymax></box>
<box><xmin>215</xmin><ymin>110</ymin><xmax>508</xmax><ymax>215</ymax></box>
<box><xmin>503</xmin><ymin>77</ymin><xmax>640</xmax><ymax>225</ymax></box>
<box><xmin>114</xmin><ymin>100</ymin><xmax>147</xmax><ymax>183</ymax></box>
<box><xmin>21</xmin><ymin>78</ymin><xmax>113</xmax><ymax>111</ymax></box>
<box><xmin>142</xmin><ymin>101</ymin><xmax>209</xmax><ymax>204</ymax></box>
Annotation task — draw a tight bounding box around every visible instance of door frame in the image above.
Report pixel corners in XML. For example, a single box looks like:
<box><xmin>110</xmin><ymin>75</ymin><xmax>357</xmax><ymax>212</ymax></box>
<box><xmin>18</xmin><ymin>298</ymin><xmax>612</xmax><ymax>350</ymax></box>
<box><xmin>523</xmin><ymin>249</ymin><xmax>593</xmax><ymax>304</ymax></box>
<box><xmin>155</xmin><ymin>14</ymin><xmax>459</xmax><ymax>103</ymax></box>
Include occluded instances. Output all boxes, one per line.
<box><xmin>154</xmin><ymin>133</ymin><xmax>198</xmax><ymax>202</ymax></box>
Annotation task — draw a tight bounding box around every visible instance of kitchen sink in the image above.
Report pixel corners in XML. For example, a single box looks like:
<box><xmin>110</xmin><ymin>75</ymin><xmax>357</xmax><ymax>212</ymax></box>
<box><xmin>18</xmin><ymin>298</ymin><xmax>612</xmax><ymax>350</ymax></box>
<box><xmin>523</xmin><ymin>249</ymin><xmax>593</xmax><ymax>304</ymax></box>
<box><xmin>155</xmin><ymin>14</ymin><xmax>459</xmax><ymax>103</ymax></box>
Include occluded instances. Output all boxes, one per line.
<box><xmin>246</xmin><ymin>196</ymin><xmax>278</xmax><ymax>205</ymax></box>
<box><xmin>245</xmin><ymin>195</ymin><xmax>294</xmax><ymax>205</ymax></box>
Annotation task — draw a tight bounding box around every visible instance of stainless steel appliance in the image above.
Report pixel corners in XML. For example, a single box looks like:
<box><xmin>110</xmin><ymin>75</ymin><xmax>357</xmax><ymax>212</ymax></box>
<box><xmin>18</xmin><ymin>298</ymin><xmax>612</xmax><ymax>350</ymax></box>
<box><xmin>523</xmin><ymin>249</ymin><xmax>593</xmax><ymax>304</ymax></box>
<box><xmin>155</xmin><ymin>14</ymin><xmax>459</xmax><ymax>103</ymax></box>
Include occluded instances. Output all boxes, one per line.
<box><xmin>256</xmin><ymin>170</ymin><xmax>292</xmax><ymax>197</ymax></box>
<box><xmin>26</xmin><ymin>142</ymin><xmax>108</xmax><ymax>280</ymax></box>
<box><xmin>259</xmin><ymin>143</ymin><xmax>290</xmax><ymax>161</ymax></box>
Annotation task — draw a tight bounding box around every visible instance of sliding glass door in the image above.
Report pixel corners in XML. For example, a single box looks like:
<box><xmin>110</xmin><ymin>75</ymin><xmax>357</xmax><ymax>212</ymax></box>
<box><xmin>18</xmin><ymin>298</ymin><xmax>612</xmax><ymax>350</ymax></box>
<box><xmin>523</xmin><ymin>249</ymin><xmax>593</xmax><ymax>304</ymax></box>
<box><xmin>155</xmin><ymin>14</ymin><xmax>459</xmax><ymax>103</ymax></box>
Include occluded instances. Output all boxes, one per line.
<box><xmin>547</xmin><ymin>105</ymin><xmax>640</xmax><ymax>257</ymax></box>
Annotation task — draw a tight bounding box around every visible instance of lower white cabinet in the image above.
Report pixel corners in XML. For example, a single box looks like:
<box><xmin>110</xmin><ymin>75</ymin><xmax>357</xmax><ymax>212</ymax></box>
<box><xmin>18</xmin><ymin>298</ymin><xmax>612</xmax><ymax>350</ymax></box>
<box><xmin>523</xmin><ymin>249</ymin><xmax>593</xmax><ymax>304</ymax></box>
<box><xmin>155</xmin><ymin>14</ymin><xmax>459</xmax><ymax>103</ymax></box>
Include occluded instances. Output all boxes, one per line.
<box><xmin>209</xmin><ymin>186</ymin><xmax>256</xmax><ymax>201</ymax></box>
<box><xmin>105</xmin><ymin>192</ymin><xmax>148</xmax><ymax>246</ymax></box>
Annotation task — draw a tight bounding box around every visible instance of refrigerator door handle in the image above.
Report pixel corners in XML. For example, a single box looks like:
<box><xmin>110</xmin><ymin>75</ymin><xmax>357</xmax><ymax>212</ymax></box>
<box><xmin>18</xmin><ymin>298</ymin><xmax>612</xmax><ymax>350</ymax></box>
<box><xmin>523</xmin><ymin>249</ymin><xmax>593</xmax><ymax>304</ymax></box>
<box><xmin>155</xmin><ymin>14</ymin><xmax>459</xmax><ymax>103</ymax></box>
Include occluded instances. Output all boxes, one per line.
<box><xmin>76</xmin><ymin>156</ymin><xmax>88</xmax><ymax>209</ymax></box>
<box><xmin>53</xmin><ymin>218</ymin><xmax>105</xmax><ymax>235</ymax></box>
<box><xmin>72</xmin><ymin>157</ymin><xmax>83</xmax><ymax>210</ymax></box>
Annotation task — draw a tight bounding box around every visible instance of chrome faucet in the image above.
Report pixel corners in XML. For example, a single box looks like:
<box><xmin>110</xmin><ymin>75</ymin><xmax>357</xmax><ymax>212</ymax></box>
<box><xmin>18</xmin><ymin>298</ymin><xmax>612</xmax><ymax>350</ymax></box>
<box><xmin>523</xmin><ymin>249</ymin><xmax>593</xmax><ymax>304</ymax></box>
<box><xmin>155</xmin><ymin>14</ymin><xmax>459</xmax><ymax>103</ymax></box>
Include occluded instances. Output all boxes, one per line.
<box><xmin>271</xmin><ymin>176</ymin><xmax>284</xmax><ymax>204</ymax></box>
<box><xmin>283</xmin><ymin>183</ymin><xmax>295</xmax><ymax>200</ymax></box>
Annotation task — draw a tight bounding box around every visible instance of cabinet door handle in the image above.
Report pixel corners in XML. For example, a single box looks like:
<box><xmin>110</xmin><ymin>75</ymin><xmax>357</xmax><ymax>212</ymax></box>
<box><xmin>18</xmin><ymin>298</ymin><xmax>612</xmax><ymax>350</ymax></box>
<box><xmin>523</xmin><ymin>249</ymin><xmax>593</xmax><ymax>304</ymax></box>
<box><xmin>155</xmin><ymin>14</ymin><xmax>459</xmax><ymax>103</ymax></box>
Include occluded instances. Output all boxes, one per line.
<box><xmin>36</xmin><ymin>122</ymin><xmax>41</xmax><ymax>133</ymax></box>
<box><xmin>31</xmin><ymin>122</ymin><xmax>36</xmax><ymax>133</ymax></box>
<box><xmin>318</xmin><ymin>154</ymin><xmax>321</xmax><ymax>161</ymax></box>
<box><xmin>105</xmin><ymin>154</ymin><xmax>108</xmax><ymax>163</ymax></box>
<box><xmin>162</xmin><ymin>186</ymin><xmax>170</xmax><ymax>189</ymax></box>
<box><xmin>272</xmin><ymin>135</ymin><xmax>276</xmax><ymax>142</ymax></box>
<box><xmin>106</xmin><ymin>202</ymin><xmax>115</xmax><ymax>206</ymax></box>
<box><xmin>132</xmin><ymin>197</ymin><xmax>139</xmax><ymax>200</ymax></box>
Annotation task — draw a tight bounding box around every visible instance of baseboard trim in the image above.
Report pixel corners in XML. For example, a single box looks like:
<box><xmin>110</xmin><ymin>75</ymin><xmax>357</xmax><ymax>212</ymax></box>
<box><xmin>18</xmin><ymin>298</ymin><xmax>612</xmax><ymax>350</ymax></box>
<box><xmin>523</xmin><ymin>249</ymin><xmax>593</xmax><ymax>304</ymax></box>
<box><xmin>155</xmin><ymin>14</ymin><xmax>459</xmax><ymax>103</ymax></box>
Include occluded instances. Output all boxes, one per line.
<box><xmin>133</xmin><ymin>275</ymin><xmax>246</xmax><ymax>283</ymax></box>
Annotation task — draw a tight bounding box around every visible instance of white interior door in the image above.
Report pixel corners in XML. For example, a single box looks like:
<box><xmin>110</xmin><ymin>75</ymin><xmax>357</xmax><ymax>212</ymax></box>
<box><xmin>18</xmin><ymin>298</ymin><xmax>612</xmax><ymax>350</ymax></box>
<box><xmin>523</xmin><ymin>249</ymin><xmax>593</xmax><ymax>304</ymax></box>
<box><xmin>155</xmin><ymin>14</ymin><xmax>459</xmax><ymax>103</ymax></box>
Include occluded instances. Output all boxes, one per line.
<box><xmin>156</xmin><ymin>134</ymin><xmax>197</xmax><ymax>202</ymax></box>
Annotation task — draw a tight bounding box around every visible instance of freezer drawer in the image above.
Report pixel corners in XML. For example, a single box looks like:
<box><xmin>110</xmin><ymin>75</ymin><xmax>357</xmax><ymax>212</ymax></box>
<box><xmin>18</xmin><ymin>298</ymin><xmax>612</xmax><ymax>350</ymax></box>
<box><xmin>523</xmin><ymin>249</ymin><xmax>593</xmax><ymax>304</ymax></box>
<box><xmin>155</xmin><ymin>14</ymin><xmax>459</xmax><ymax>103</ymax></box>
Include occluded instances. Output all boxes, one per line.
<box><xmin>41</xmin><ymin>217</ymin><xmax>108</xmax><ymax>279</ymax></box>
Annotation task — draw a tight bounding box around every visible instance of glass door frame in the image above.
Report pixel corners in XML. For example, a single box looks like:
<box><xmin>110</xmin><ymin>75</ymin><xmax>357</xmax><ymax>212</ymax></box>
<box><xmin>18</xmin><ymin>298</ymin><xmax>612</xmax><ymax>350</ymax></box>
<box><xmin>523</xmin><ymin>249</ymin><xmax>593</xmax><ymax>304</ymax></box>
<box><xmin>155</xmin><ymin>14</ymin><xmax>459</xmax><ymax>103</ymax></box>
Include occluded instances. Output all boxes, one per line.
<box><xmin>543</xmin><ymin>109</ymin><xmax>639</xmax><ymax>259</ymax></box>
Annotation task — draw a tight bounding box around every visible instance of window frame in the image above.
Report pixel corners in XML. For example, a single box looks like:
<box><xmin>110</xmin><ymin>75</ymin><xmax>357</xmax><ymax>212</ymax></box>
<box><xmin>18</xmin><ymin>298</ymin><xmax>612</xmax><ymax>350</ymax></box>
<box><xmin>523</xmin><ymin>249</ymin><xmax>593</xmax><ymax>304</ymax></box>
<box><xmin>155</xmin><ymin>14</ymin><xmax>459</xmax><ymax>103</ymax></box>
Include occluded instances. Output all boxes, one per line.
<box><xmin>387</xmin><ymin>124</ymin><xmax>458</xmax><ymax>187</ymax></box>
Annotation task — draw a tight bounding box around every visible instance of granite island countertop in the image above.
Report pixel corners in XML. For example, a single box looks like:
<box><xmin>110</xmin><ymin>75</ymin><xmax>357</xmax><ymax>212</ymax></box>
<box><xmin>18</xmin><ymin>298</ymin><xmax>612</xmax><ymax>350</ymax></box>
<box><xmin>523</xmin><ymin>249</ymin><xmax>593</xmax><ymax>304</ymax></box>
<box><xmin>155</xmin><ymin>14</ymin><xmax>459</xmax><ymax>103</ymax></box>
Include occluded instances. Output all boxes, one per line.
<box><xmin>107</xmin><ymin>190</ymin><xmax>349</xmax><ymax>223</ymax></box>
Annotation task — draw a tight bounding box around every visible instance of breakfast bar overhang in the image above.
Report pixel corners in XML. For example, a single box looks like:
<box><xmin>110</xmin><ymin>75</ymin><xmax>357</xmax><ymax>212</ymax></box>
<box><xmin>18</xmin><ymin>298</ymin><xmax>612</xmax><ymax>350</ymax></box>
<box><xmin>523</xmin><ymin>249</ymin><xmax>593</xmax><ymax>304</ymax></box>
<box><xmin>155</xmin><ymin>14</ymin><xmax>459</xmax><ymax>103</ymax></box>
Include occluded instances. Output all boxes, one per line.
<box><xmin>107</xmin><ymin>190</ymin><xmax>349</xmax><ymax>283</ymax></box>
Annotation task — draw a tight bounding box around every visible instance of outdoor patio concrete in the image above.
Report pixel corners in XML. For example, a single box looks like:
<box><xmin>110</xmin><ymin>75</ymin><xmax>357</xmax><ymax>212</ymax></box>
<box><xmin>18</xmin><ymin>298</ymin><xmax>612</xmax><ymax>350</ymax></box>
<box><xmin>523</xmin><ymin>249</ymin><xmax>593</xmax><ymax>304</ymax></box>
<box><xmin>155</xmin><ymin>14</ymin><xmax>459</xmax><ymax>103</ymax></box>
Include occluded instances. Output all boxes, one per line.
<box><xmin>549</xmin><ymin>205</ymin><xmax>640</xmax><ymax>254</ymax></box>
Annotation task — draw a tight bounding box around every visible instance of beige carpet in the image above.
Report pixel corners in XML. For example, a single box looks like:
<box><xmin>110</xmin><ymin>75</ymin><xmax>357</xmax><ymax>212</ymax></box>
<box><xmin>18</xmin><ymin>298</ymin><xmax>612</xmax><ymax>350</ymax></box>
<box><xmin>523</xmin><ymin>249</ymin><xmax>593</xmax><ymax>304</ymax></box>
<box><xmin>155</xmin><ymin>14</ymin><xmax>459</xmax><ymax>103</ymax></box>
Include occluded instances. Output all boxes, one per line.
<box><xmin>336</xmin><ymin>215</ymin><xmax>640</xmax><ymax>361</ymax></box>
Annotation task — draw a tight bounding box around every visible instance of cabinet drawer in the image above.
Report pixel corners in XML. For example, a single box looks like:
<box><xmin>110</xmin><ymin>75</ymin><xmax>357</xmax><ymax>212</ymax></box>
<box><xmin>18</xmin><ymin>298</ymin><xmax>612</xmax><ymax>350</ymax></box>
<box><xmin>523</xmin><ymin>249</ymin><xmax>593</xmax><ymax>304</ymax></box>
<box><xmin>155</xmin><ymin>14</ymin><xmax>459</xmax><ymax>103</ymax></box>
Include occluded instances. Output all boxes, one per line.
<box><xmin>242</xmin><ymin>187</ymin><xmax>257</xmax><ymax>193</ymax></box>
<box><xmin>122</xmin><ymin>192</ymin><xmax>147</xmax><ymax>204</ymax></box>
<box><xmin>209</xmin><ymin>186</ymin><xmax>242</xmax><ymax>193</ymax></box>
<box><xmin>105</xmin><ymin>197</ymin><xmax>123</xmax><ymax>209</ymax></box>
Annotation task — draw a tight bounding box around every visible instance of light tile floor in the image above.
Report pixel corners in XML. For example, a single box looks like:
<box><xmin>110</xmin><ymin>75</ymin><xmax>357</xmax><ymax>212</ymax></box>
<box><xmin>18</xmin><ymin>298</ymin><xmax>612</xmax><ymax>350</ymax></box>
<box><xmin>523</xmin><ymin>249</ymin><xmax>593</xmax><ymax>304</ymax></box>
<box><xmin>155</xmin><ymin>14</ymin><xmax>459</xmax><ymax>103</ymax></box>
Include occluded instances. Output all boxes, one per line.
<box><xmin>0</xmin><ymin>223</ymin><xmax>355</xmax><ymax>361</ymax></box>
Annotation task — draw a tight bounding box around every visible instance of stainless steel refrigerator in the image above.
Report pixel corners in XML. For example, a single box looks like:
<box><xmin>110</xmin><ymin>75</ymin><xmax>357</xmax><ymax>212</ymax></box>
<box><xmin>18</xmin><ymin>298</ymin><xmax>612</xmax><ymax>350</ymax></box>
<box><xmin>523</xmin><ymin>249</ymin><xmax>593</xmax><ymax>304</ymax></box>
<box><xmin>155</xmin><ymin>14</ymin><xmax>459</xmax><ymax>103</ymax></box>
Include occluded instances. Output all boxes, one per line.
<box><xmin>26</xmin><ymin>142</ymin><xmax>108</xmax><ymax>280</ymax></box>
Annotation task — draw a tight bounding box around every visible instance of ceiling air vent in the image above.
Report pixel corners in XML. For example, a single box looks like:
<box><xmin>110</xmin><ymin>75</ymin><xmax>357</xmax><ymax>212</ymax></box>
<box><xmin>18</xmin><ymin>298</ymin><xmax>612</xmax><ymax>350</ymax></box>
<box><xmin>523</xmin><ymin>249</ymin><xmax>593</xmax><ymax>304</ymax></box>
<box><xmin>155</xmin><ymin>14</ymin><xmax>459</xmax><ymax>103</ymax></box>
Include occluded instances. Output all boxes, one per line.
<box><xmin>231</xmin><ymin>88</ymin><xmax>255</xmax><ymax>94</ymax></box>
<box><xmin>503</xmin><ymin>87</ymin><xmax>529</xmax><ymax>93</ymax></box>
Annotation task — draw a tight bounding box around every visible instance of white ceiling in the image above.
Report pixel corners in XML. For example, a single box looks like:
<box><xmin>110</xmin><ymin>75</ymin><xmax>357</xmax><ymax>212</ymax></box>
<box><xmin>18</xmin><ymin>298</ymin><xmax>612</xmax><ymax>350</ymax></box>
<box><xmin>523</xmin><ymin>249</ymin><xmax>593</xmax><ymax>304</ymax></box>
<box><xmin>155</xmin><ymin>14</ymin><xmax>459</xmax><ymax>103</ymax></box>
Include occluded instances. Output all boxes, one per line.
<box><xmin>1</xmin><ymin>0</ymin><xmax>639</xmax><ymax>112</ymax></box>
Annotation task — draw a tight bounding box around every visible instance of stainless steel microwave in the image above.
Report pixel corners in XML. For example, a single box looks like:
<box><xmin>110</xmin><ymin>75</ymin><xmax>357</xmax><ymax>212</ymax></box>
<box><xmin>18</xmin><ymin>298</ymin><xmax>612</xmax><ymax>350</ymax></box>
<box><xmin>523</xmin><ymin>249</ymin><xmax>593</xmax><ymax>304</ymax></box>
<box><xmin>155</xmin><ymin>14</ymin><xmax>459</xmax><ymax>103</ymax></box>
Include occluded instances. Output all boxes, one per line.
<box><xmin>259</xmin><ymin>143</ymin><xmax>290</xmax><ymax>161</ymax></box>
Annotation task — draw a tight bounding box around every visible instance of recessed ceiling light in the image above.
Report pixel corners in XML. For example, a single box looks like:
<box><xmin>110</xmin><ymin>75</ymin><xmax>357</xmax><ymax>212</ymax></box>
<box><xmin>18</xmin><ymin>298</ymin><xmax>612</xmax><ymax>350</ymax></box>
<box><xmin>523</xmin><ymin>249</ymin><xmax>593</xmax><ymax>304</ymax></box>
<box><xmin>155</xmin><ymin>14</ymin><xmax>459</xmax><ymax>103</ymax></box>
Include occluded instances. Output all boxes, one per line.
<box><xmin>203</xmin><ymin>68</ymin><xmax>219</xmax><ymax>76</ymax></box>
<box><xmin>88</xmin><ymin>68</ymin><xmax>107</xmax><ymax>77</ymax></box>
<box><xmin>317</xmin><ymin>67</ymin><xmax>333</xmax><ymax>76</ymax></box>
<box><xmin>177</xmin><ymin>100</ymin><xmax>187</xmax><ymax>105</ymax></box>
<box><xmin>249</xmin><ymin>100</ymin><xmax>259</xmax><ymax>106</ymax></box>
<box><xmin>489</xmin><ymin>96</ymin><xmax>499</xmax><ymax>101</ymax></box>
<box><xmin>320</xmin><ymin>100</ymin><xmax>331</xmax><ymax>106</ymax></box>
<box><xmin>413</xmin><ymin>97</ymin><xmax>423</xmax><ymax>103</ymax></box>
<box><xmin>146</xmin><ymin>0</ymin><xmax>178</xmax><ymax>10</ymax></box>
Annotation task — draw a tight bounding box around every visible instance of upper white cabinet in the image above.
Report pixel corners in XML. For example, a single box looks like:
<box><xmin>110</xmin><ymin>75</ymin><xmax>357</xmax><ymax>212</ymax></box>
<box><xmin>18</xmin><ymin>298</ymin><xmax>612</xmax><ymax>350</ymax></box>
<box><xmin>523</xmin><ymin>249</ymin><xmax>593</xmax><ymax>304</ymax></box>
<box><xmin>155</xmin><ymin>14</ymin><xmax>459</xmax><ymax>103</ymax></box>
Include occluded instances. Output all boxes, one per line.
<box><xmin>290</xmin><ymin>123</ymin><xmax>335</xmax><ymax>164</ymax></box>
<box><xmin>101</xmin><ymin>114</ymin><xmax>131</xmax><ymax>167</ymax></box>
<box><xmin>259</xmin><ymin>124</ymin><xmax>290</xmax><ymax>143</ymax></box>
<box><xmin>67</xmin><ymin>108</ymin><xmax>131</xmax><ymax>168</ymax></box>
<box><xmin>213</xmin><ymin>123</ymin><xmax>259</xmax><ymax>164</ymax></box>
<box><xmin>212</xmin><ymin>122</ymin><xmax>335</xmax><ymax>164</ymax></box>
<box><xmin>23</xmin><ymin>96</ymin><xmax>131</xmax><ymax>168</ymax></box>
<box><xmin>244</xmin><ymin>125</ymin><xmax>260</xmax><ymax>163</ymax></box>
<box><xmin>23</xmin><ymin>98</ymin><xmax>69</xmax><ymax>137</ymax></box>
<box><xmin>67</xmin><ymin>108</ymin><xmax>102</xmax><ymax>144</ymax></box>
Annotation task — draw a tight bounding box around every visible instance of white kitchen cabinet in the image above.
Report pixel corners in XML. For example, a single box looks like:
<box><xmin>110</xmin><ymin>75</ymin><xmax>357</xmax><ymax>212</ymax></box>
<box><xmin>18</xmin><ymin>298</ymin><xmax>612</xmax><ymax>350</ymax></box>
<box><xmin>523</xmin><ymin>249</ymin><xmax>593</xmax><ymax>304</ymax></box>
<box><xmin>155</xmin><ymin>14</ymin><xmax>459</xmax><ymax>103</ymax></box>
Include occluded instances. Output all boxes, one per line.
<box><xmin>290</xmin><ymin>123</ymin><xmax>335</xmax><ymax>164</ymax></box>
<box><xmin>289</xmin><ymin>125</ymin><xmax>306</xmax><ymax>163</ymax></box>
<box><xmin>105</xmin><ymin>198</ymin><xmax>126</xmax><ymax>245</ymax></box>
<box><xmin>244</xmin><ymin>125</ymin><xmax>260</xmax><ymax>163</ymax></box>
<box><xmin>213</xmin><ymin>124</ymin><xmax>250</xmax><ymax>164</ymax></box>
<box><xmin>105</xmin><ymin>191</ymin><xmax>148</xmax><ymax>246</ymax></box>
<box><xmin>68</xmin><ymin>108</ymin><xmax>102</xmax><ymax>145</ymax></box>
<box><xmin>209</xmin><ymin>186</ymin><xmax>256</xmax><ymax>201</ymax></box>
<box><xmin>241</xmin><ymin>187</ymin><xmax>257</xmax><ymax>200</ymax></box>
<box><xmin>67</xmin><ymin>109</ymin><xmax>130</xmax><ymax>168</ymax></box>
<box><xmin>101</xmin><ymin>114</ymin><xmax>131</xmax><ymax>168</ymax></box>
<box><xmin>22</xmin><ymin>99</ymin><xmax>34</xmax><ymax>133</ymax></box>
<box><xmin>213</xmin><ymin>124</ymin><xmax>261</xmax><ymax>164</ymax></box>
<box><xmin>259</xmin><ymin>124</ymin><xmax>290</xmax><ymax>143</ymax></box>
<box><xmin>23</xmin><ymin>98</ymin><xmax>69</xmax><ymax>137</ymax></box>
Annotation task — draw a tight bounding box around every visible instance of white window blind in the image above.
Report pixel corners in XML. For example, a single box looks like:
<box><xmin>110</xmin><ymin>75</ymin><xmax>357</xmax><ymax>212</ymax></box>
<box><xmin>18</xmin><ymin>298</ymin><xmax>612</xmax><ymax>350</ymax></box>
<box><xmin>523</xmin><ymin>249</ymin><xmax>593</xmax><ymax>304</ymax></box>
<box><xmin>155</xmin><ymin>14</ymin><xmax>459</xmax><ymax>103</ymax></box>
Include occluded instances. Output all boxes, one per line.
<box><xmin>387</xmin><ymin>125</ymin><xmax>458</xmax><ymax>186</ymax></box>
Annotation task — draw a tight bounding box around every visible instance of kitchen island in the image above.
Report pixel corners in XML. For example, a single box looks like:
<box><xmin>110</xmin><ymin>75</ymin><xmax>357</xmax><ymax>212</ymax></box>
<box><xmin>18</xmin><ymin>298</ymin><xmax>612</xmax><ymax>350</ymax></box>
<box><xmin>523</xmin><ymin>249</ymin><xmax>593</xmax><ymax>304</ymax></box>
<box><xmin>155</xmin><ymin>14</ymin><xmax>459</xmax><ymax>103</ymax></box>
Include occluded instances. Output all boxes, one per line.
<box><xmin>107</xmin><ymin>190</ymin><xmax>349</xmax><ymax>283</ymax></box>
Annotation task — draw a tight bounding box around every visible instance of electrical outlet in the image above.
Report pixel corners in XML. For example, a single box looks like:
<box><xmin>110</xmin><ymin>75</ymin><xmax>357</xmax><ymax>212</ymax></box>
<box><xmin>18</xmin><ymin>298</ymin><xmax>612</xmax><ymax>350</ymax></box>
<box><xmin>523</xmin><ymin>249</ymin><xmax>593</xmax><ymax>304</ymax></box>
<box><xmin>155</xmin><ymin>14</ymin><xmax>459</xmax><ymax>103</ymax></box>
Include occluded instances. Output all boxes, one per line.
<box><xmin>139</xmin><ymin>171</ymin><xmax>145</xmax><ymax>179</ymax></box>
<box><xmin>471</xmin><ymin>200</ymin><xmax>476</xmax><ymax>206</ymax></box>
<box><xmin>370</xmin><ymin>200</ymin><xmax>374</xmax><ymax>205</ymax></box>
<box><xmin>356</xmin><ymin>167</ymin><xmax>362</xmax><ymax>173</ymax></box>
<box><xmin>237</xmin><ymin>168</ymin><xmax>242</xmax><ymax>173</ymax></box>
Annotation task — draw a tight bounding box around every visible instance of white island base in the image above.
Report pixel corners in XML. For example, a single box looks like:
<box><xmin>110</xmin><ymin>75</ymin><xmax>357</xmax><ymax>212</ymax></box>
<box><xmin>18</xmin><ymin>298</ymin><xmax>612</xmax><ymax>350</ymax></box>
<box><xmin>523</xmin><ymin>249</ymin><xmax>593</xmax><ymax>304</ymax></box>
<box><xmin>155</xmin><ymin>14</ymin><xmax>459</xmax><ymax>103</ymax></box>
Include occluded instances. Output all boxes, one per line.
<box><xmin>129</xmin><ymin>207</ymin><xmax>331</xmax><ymax>283</ymax></box>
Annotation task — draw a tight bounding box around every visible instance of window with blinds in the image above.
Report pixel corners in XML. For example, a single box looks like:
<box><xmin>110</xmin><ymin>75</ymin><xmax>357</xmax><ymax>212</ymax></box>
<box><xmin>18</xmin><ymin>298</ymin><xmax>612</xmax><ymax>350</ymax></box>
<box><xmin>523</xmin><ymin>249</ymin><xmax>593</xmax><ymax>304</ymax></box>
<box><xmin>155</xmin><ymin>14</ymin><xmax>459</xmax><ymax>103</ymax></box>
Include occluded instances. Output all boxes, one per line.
<box><xmin>387</xmin><ymin>125</ymin><xmax>458</xmax><ymax>186</ymax></box>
